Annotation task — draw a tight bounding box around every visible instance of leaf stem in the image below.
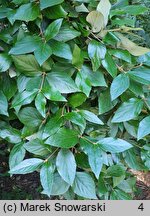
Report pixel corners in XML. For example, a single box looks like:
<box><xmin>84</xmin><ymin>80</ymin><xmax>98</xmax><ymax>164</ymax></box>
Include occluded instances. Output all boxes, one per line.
<box><xmin>39</xmin><ymin>72</ymin><xmax>46</xmax><ymax>92</ymax></box>
<box><xmin>80</xmin><ymin>136</ymin><xmax>97</xmax><ymax>145</ymax></box>
<box><xmin>44</xmin><ymin>148</ymin><xmax>59</xmax><ymax>163</ymax></box>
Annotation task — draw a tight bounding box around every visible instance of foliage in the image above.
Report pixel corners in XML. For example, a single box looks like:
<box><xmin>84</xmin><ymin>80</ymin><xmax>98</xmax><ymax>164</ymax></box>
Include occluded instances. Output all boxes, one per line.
<box><xmin>0</xmin><ymin>0</ymin><xmax>150</xmax><ymax>200</ymax></box>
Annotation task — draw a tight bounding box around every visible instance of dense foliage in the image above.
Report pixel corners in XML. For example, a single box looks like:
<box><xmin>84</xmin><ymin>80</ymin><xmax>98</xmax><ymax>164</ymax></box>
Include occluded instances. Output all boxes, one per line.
<box><xmin>0</xmin><ymin>0</ymin><xmax>150</xmax><ymax>200</ymax></box>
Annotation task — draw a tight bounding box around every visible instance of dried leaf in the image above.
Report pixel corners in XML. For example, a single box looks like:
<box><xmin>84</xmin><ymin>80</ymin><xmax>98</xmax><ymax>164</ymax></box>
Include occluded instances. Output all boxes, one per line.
<box><xmin>97</xmin><ymin>0</ymin><xmax>111</xmax><ymax>27</ymax></box>
<box><xmin>116</xmin><ymin>33</ymin><xmax>150</xmax><ymax>56</ymax></box>
<box><xmin>86</xmin><ymin>11</ymin><xmax>104</xmax><ymax>33</ymax></box>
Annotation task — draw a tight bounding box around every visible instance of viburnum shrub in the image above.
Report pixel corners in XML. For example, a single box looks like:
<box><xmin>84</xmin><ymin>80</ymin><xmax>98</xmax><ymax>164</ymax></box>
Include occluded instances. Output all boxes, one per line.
<box><xmin>0</xmin><ymin>0</ymin><xmax>150</xmax><ymax>200</ymax></box>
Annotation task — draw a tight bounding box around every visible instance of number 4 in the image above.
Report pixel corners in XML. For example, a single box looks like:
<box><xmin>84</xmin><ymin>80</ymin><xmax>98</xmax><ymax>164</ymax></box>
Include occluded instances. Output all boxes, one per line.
<box><xmin>138</xmin><ymin>203</ymin><xmax>144</xmax><ymax>211</ymax></box>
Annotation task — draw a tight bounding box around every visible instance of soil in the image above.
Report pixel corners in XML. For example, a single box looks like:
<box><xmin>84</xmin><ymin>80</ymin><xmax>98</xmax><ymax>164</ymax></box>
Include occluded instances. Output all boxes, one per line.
<box><xmin>0</xmin><ymin>144</ymin><xmax>150</xmax><ymax>200</ymax></box>
<box><xmin>0</xmin><ymin>168</ymin><xmax>150</xmax><ymax>200</ymax></box>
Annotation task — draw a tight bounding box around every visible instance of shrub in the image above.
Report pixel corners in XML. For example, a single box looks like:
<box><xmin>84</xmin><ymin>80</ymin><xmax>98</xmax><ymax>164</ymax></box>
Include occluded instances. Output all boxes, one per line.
<box><xmin>0</xmin><ymin>0</ymin><xmax>150</xmax><ymax>200</ymax></box>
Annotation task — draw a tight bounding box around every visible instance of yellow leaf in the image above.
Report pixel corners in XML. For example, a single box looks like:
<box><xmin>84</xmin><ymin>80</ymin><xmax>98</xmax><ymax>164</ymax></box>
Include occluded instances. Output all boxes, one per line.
<box><xmin>86</xmin><ymin>11</ymin><xmax>104</xmax><ymax>33</ymax></box>
<box><xmin>115</xmin><ymin>33</ymin><xmax>150</xmax><ymax>56</ymax></box>
<box><xmin>97</xmin><ymin>0</ymin><xmax>111</xmax><ymax>27</ymax></box>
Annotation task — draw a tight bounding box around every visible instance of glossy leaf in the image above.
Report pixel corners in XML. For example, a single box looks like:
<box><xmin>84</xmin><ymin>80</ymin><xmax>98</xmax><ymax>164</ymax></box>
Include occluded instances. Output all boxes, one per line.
<box><xmin>9</xmin><ymin>158</ymin><xmax>43</xmax><ymax>174</ymax></box>
<box><xmin>34</xmin><ymin>43</ymin><xmax>52</xmax><ymax>66</ymax></box>
<box><xmin>102</xmin><ymin>53</ymin><xmax>117</xmax><ymax>78</ymax></box>
<box><xmin>79</xmin><ymin>110</ymin><xmax>104</xmax><ymax>125</ymax></box>
<box><xmin>45</xmin><ymin>19</ymin><xmax>63</xmax><ymax>41</ymax></box>
<box><xmin>97</xmin><ymin>137</ymin><xmax>133</xmax><ymax>153</ymax></box>
<box><xmin>110</xmin><ymin>74</ymin><xmax>130</xmax><ymax>100</ymax></box>
<box><xmin>9</xmin><ymin>36</ymin><xmax>41</xmax><ymax>55</ymax></box>
<box><xmin>0</xmin><ymin>53</ymin><xmax>11</xmax><ymax>72</ymax></box>
<box><xmin>46</xmin><ymin>71</ymin><xmax>79</xmax><ymax>94</ymax></box>
<box><xmin>112</xmin><ymin>98</ymin><xmax>143</xmax><ymax>123</ymax></box>
<box><xmin>88</xmin><ymin>39</ymin><xmax>106</xmax><ymax>71</ymax></box>
<box><xmin>80</xmin><ymin>139</ymin><xmax>104</xmax><ymax>179</ymax></box>
<box><xmin>72</xmin><ymin>172</ymin><xmax>97</xmax><ymax>199</ymax></box>
<box><xmin>56</xmin><ymin>149</ymin><xmax>76</xmax><ymax>185</ymax></box>
<box><xmin>0</xmin><ymin>91</ymin><xmax>9</xmax><ymax>116</ymax></box>
<box><xmin>137</xmin><ymin>116</ymin><xmax>150</xmax><ymax>140</ymax></box>
<box><xmin>14</xmin><ymin>3</ymin><xmax>40</xmax><ymax>21</ymax></box>
<box><xmin>49</xmin><ymin>40</ymin><xmax>72</xmax><ymax>60</ymax></box>
<box><xmin>9</xmin><ymin>143</ymin><xmax>26</xmax><ymax>169</ymax></box>
<box><xmin>45</xmin><ymin>128</ymin><xmax>79</xmax><ymax>148</ymax></box>
<box><xmin>24</xmin><ymin>139</ymin><xmax>50</xmax><ymax>156</ymax></box>
<box><xmin>51</xmin><ymin>172</ymin><xmax>70</xmax><ymax>195</ymax></box>
<box><xmin>40</xmin><ymin>162</ymin><xmax>54</xmax><ymax>197</ymax></box>
<box><xmin>12</xmin><ymin>55</ymin><xmax>42</xmax><ymax>76</ymax></box>
<box><xmin>35</xmin><ymin>92</ymin><xmax>46</xmax><ymax>118</ymax></box>
<box><xmin>40</xmin><ymin>0</ymin><xmax>64</xmax><ymax>10</ymax></box>
<box><xmin>18</xmin><ymin>107</ymin><xmax>43</xmax><ymax>128</ymax></box>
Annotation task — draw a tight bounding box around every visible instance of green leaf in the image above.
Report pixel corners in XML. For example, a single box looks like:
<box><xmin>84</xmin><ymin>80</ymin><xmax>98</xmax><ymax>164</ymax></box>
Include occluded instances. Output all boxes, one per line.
<box><xmin>12</xmin><ymin>90</ymin><xmax>37</xmax><ymax>108</ymax></box>
<box><xmin>45</xmin><ymin>19</ymin><xmax>63</xmax><ymax>41</ymax></box>
<box><xmin>51</xmin><ymin>172</ymin><xmax>70</xmax><ymax>195</ymax></box>
<box><xmin>49</xmin><ymin>40</ymin><xmax>72</xmax><ymax>60</ymax></box>
<box><xmin>0</xmin><ymin>53</ymin><xmax>12</xmax><ymax>72</ymax></box>
<box><xmin>79</xmin><ymin>110</ymin><xmax>104</xmax><ymax>125</ymax></box>
<box><xmin>68</xmin><ymin>93</ymin><xmax>87</xmax><ymax>108</ymax></box>
<box><xmin>45</xmin><ymin>128</ymin><xmax>79</xmax><ymax>148</ymax></box>
<box><xmin>54</xmin><ymin>25</ymin><xmax>81</xmax><ymax>42</ymax></box>
<box><xmin>128</xmin><ymin>67</ymin><xmax>150</xmax><ymax>85</ymax></box>
<box><xmin>0</xmin><ymin>128</ymin><xmax>21</xmax><ymax>144</ymax></box>
<box><xmin>109</xmin><ymin>49</ymin><xmax>131</xmax><ymax>63</ymax></box>
<box><xmin>137</xmin><ymin>116</ymin><xmax>150</xmax><ymax>140</ymax></box>
<box><xmin>99</xmin><ymin>89</ymin><xmax>116</xmax><ymax>114</ymax></box>
<box><xmin>75</xmin><ymin>65</ymin><xmax>107</xmax><ymax>97</ymax></box>
<box><xmin>9</xmin><ymin>36</ymin><xmax>41</xmax><ymax>55</ymax></box>
<box><xmin>141</xmin><ymin>149</ymin><xmax>150</xmax><ymax>169</ymax></box>
<box><xmin>80</xmin><ymin>139</ymin><xmax>104</xmax><ymax>179</ymax></box>
<box><xmin>88</xmin><ymin>39</ymin><xmax>106</xmax><ymax>71</ymax></box>
<box><xmin>110</xmin><ymin>189</ymin><xmax>131</xmax><ymax>200</ymax></box>
<box><xmin>64</xmin><ymin>112</ymin><xmax>86</xmax><ymax>132</ymax></box>
<box><xmin>46</xmin><ymin>71</ymin><xmax>78</xmax><ymax>94</ymax></box>
<box><xmin>42</xmin><ymin>79</ymin><xmax>67</xmax><ymax>102</ymax></box>
<box><xmin>123</xmin><ymin>5</ymin><xmax>148</xmax><ymax>15</ymax></box>
<box><xmin>117</xmin><ymin>180</ymin><xmax>133</xmax><ymax>193</ymax></box>
<box><xmin>9</xmin><ymin>158</ymin><xmax>43</xmax><ymax>174</ymax></box>
<box><xmin>72</xmin><ymin>172</ymin><xmax>97</xmax><ymax>199</ymax></box>
<box><xmin>14</xmin><ymin>3</ymin><xmax>40</xmax><ymax>21</ymax></box>
<box><xmin>123</xmin><ymin>149</ymin><xmax>145</xmax><ymax>170</ymax></box>
<box><xmin>98</xmin><ymin>176</ymin><xmax>108</xmax><ymax>195</ymax></box>
<box><xmin>44</xmin><ymin>5</ymin><xmax>67</xmax><ymax>19</ymax></box>
<box><xmin>107</xmin><ymin>164</ymin><xmax>126</xmax><ymax>177</ymax></box>
<box><xmin>12</xmin><ymin>0</ymin><xmax>29</xmax><ymax>5</ymax></box>
<box><xmin>34</xmin><ymin>43</ymin><xmax>52</xmax><ymax>66</ymax></box>
<box><xmin>40</xmin><ymin>162</ymin><xmax>54</xmax><ymax>197</ymax></box>
<box><xmin>40</xmin><ymin>0</ymin><xmax>64</xmax><ymax>10</ymax></box>
<box><xmin>56</xmin><ymin>149</ymin><xmax>76</xmax><ymax>185</ymax></box>
<box><xmin>129</xmin><ymin>80</ymin><xmax>144</xmax><ymax>97</ymax></box>
<box><xmin>112</xmin><ymin>98</ymin><xmax>143</xmax><ymax>123</ymax></box>
<box><xmin>24</xmin><ymin>139</ymin><xmax>50</xmax><ymax>156</ymax></box>
<box><xmin>0</xmin><ymin>74</ymin><xmax>17</xmax><ymax>100</ymax></box>
<box><xmin>0</xmin><ymin>91</ymin><xmax>8</xmax><ymax>116</ymax></box>
<box><xmin>12</xmin><ymin>55</ymin><xmax>42</xmax><ymax>76</ymax></box>
<box><xmin>42</xmin><ymin>111</ymin><xmax>63</xmax><ymax>139</ymax></box>
<box><xmin>72</xmin><ymin>44</ymin><xmax>83</xmax><ymax>69</ymax></box>
<box><xmin>110</xmin><ymin>74</ymin><xmax>130</xmax><ymax>100</ymax></box>
<box><xmin>102</xmin><ymin>53</ymin><xmax>117</xmax><ymax>78</ymax></box>
<box><xmin>18</xmin><ymin>107</ymin><xmax>43</xmax><ymax>128</ymax></box>
<box><xmin>35</xmin><ymin>92</ymin><xmax>46</xmax><ymax>118</ymax></box>
<box><xmin>97</xmin><ymin>137</ymin><xmax>133</xmax><ymax>153</ymax></box>
<box><xmin>9</xmin><ymin>143</ymin><xmax>26</xmax><ymax>169</ymax></box>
